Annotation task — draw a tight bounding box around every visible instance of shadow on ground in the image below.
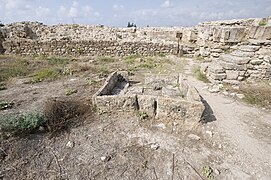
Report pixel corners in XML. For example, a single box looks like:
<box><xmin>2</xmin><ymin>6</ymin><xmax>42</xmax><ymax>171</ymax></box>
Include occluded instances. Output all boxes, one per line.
<box><xmin>200</xmin><ymin>96</ymin><xmax>217</xmax><ymax>123</ymax></box>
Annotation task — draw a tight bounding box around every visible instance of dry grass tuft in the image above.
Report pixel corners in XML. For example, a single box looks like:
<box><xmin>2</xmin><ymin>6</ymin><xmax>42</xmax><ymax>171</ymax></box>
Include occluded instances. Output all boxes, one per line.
<box><xmin>43</xmin><ymin>99</ymin><xmax>92</xmax><ymax>135</ymax></box>
<box><xmin>239</xmin><ymin>82</ymin><xmax>271</xmax><ymax>108</ymax></box>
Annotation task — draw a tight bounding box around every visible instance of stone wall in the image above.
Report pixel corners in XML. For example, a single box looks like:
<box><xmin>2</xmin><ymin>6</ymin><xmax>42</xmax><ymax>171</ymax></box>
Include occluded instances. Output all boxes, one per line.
<box><xmin>0</xmin><ymin>17</ymin><xmax>270</xmax><ymax>82</ymax></box>
<box><xmin>2</xmin><ymin>39</ymin><xmax>176</xmax><ymax>57</ymax></box>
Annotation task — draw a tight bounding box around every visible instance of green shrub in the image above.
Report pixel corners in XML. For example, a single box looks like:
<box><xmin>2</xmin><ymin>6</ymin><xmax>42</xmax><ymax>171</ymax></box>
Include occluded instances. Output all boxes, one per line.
<box><xmin>202</xmin><ymin>166</ymin><xmax>214</xmax><ymax>180</ymax></box>
<box><xmin>193</xmin><ymin>66</ymin><xmax>210</xmax><ymax>83</ymax></box>
<box><xmin>0</xmin><ymin>111</ymin><xmax>47</xmax><ymax>136</ymax></box>
<box><xmin>258</xmin><ymin>20</ymin><xmax>267</xmax><ymax>26</ymax></box>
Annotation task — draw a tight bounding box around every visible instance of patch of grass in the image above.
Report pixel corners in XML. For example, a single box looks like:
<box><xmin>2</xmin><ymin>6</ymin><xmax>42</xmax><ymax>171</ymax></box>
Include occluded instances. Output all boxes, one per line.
<box><xmin>0</xmin><ymin>101</ymin><xmax>14</xmax><ymax>110</ymax></box>
<box><xmin>137</xmin><ymin>111</ymin><xmax>149</xmax><ymax>120</ymax></box>
<box><xmin>124</xmin><ymin>54</ymin><xmax>140</xmax><ymax>64</ymax></box>
<box><xmin>0</xmin><ymin>111</ymin><xmax>47</xmax><ymax>136</ymax></box>
<box><xmin>85</xmin><ymin>78</ymin><xmax>97</xmax><ymax>85</ymax></box>
<box><xmin>258</xmin><ymin>20</ymin><xmax>267</xmax><ymax>26</ymax></box>
<box><xmin>97</xmin><ymin>56</ymin><xmax>115</xmax><ymax>63</ymax></box>
<box><xmin>65</xmin><ymin>89</ymin><xmax>78</xmax><ymax>96</ymax></box>
<box><xmin>202</xmin><ymin>166</ymin><xmax>214</xmax><ymax>180</ymax></box>
<box><xmin>193</xmin><ymin>66</ymin><xmax>210</xmax><ymax>83</ymax></box>
<box><xmin>31</xmin><ymin>68</ymin><xmax>59</xmax><ymax>83</ymax></box>
<box><xmin>137</xmin><ymin>58</ymin><xmax>156</xmax><ymax>69</ymax></box>
<box><xmin>46</xmin><ymin>57</ymin><xmax>69</xmax><ymax>66</ymax></box>
<box><xmin>239</xmin><ymin>82</ymin><xmax>271</xmax><ymax>108</ymax></box>
<box><xmin>0</xmin><ymin>59</ymin><xmax>31</xmax><ymax>82</ymax></box>
<box><xmin>97</xmin><ymin>66</ymin><xmax>110</xmax><ymax>76</ymax></box>
<box><xmin>157</xmin><ymin>53</ymin><xmax>166</xmax><ymax>57</ymax></box>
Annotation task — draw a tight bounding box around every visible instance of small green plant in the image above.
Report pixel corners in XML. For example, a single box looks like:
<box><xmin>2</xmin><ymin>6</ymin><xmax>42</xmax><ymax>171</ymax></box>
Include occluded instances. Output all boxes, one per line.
<box><xmin>97</xmin><ymin>56</ymin><xmax>115</xmax><ymax>63</ymax></box>
<box><xmin>202</xmin><ymin>166</ymin><xmax>214</xmax><ymax>180</ymax></box>
<box><xmin>157</xmin><ymin>53</ymin><xmax>166</xmax><ymax>57</ymax></box>
<box><xmin>72</xmin><ymin>24</ymin><xmax>79</xmax><ymax>29</ymax></box>
<box><xmin>65</xmin><ymin>89</ymin><xmax>78</xmax><ymax>96</ymax></box>
<box><xmin>137</xmin><ymin>111</ymin><xmax>149</xmax><ymax>120</ymax></box>
<box><xmin>258</xmin><ymin>20</ymin><xmax>267</xmax><ymax>26</ymax></box>
<box><xmin>76</xmin><ymin>47</ymin><xmax>83</xmax><ymax>54</ymax></box>
<box><xmin>0</xmin><ymin>111</ymin><xmax>47</xmax><ymax>136</ymax></box>
<box><xmin>85</xmin><ymin>78</ymin><xmax>97</xmax><ymax>85</ymax></box>
<box><xmin>0</xmin><ymin>101</ymin><xmax>14</xmax><ymax>110</ymax></box>
<box><xmin>193</xmin><ymin>66</ymin><xmax>210</xmax><ymax>83</ymax></box>
<box><xmin>62</xmin><ymin>68</ymin><xmax>73</xmax><ymax>76</ymax></box>
<box><xmin>31</xmin><ymin>68</ymin><xmax>59</xmax><ymax>83</ymax></box>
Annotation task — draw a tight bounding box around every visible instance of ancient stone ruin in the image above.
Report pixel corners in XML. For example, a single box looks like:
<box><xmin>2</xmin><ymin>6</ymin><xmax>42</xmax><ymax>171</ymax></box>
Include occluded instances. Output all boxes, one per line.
<box><xmin>92</xmin><ymin>71</ymin><xmax>205</xmax><ymax>129</ymax></box>
<box><xmin>0</xmin><ymin>17</ymin><xmax>270</xmax><ymax>83</ymax></box>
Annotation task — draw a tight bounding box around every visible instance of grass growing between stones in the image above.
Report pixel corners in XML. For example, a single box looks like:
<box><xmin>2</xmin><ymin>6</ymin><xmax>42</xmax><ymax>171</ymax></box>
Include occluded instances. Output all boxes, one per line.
<box><xmin>239</xmin><ymin>82</ymin><xmax>271</xmax><ymax>108</ymax></box>
<box><xmin>193</xmin><ymin>66</ymin><xmax>210</xmax><ymax>83</ymax></box>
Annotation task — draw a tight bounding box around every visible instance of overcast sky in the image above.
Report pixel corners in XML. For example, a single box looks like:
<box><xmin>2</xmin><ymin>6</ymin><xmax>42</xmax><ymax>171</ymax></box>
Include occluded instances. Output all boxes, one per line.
<box><xmin>0</xmin><ymin>0</ymin><xmax>270</xmax><ymax>27</ymax></box>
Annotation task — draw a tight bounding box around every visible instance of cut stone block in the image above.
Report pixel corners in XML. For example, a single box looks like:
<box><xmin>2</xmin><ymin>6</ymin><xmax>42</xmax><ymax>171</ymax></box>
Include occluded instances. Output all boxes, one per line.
<box><xmin>226</xmin><ymin>70</ymin><xmax>239</xmax><ymax>80</ymax></box>
<box><xmin>92</xmin><ymin>71</ymin><xmax>205</xmax><ymax>130</ymax></box>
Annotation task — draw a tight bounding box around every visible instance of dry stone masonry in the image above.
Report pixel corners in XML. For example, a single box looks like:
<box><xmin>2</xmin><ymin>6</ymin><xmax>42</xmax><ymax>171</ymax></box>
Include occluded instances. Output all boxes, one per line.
<box><xmin>0</xmin><ymin>17</ymin><xmax>270</xmax><ymax>82</ymax></box>
<box><xmin>92</xmin><ymin>71</ymin><xmax>204</xmax><ymax>130</ymax></box>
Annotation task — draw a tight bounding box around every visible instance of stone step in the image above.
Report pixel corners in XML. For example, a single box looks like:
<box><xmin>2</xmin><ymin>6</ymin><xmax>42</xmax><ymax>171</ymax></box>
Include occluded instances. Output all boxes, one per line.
<box><xmin>220</xmin><ymin>54</ymin><xmax>251</xmax><ymax>65</ymax></box>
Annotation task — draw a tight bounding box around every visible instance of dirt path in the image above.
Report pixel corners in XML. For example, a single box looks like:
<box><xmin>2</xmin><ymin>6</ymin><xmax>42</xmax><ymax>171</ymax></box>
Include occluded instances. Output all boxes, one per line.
<box><xmin>184</xmin><ymin>58</ymin><xmax>271</xmax><ymax>179</ymax></box>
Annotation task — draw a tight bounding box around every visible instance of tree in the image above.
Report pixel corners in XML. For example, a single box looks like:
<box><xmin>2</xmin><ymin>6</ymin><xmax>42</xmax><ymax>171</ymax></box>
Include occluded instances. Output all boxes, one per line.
<box><xmin>0</xmin><ymin>21</ymin><xmax>4</xmax><ymax>27</ymax></box>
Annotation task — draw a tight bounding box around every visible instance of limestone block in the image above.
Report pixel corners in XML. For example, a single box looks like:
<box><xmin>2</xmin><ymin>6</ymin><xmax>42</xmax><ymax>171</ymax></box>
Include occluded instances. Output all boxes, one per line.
<box><xmin>231</xmin><ymin>50</ymin><xmax>255</xmax><ymax>57</ymax></box>
<box><xmin>137</xmin><ymin>95</ymin><xmax>156</xmax><ymax>117</ymax></box>
<box><xmin>94</xmin><ymin>94</ymin><xmax>138</xmax><ymax>112</ymax></box>
<box><xmin>250</xmin><ymin>59</ymin><xmax>263</xmax><ymax>65</ymax></box>
<box><xmin>256</xmin><ymin>47</ymin><xmax>271</xmax><ymax>55</ymax></box>
<box><xmin>210</xmin><ymin>73</ymin><xmax>227</xmax><ymax>81</ymax></box>
<box><xmin>220</xmin><ymin>54</ymin><xmax>250</xmax><ymax>65</ymax></box>
<box><xmin>220</xmin><ymin>27</ymin><xmax>245</xmax><ymax>43</ymax></box>
<box><xmin>199</xmin><ymin>47</ymin><xmax>210</xmax><ymax>57</ymax></box>
<box><xmin>238</xmin><ymin>45</ymin><xmax>260</xmax><ymax>52</ymax></box>
<box><xmin>156</xmin><ymin>97</ymin><xmax>204</xmax><ymax>127</ymax></box>
<box><xmin>226</xmin><ymin>70</ymin><xmax>239</xmax><ymax>80</ymax></box>
<box><xmin>208</xmin><ymin>64</ymin><xmax>225</xmax><ymax>74</ymax></box>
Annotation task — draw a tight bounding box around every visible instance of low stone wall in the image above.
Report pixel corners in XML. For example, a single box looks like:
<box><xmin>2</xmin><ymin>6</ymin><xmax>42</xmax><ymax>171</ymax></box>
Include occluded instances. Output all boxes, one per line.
<box><xmin>93</xmin><ymin>72</ymin><xmax>205</xmax><ymax>129</ymax></box>
<box><xmin>2</xmin><ymin>39</ymin><xmax>177</xmax><ymax>57</ymax></box>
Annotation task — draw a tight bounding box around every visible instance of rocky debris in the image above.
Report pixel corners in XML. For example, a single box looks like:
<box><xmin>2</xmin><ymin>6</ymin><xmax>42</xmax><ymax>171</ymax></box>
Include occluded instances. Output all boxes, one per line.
<box><xmin>188</xmin><ymin>134</ymin><xmax>201</xmax><ymax>141</ymax></box>
<box><xmin>66</xmin><ymin>141</ymin><xmax>75</xmax><ymax>148</ymax></box>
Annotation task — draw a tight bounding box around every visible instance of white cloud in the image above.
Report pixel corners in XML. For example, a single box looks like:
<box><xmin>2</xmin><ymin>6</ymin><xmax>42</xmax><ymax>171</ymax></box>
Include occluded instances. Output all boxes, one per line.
<box><xmin>57</xmin><ymin>6</ymin><xmax>66</xmax><ymax>16</ymax></box>
<box><xmin>161</xmin><ymin>0</ymin><xmax>173</xmax><ymax>8</ymax></box>
<box><xmin>112</xmin><ymin>4</ymin><xmax>124</xmax><ymax>11</ymax></box>
<box><xmin>94</xmin><ymin>12</ymin><xmax>100</xmax><ymax>17</ymax></box>
<box><xmin>35</xmin><ymin>6</ymin><xmax>50</xmax><ymax>17</ymax></box>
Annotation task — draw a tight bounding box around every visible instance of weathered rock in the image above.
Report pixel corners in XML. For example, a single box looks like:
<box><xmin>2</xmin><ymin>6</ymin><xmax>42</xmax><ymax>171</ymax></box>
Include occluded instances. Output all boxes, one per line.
<box><xmin>226</xmin><ymin>70</ymin><xmax>239</xmax><ymax>80</ymax></box>
<box><xmin>250</xmin><ymin>59</ymin><xmax>263</xmax><ymax>65</ymax></box>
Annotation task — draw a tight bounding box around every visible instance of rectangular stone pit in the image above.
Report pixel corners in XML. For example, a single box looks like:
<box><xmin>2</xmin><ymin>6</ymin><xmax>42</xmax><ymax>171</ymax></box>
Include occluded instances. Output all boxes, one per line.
<box><xmin>92</xmin><ymin>71</ymin><xmax>205</xmax><ymax>129</ymax></box>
